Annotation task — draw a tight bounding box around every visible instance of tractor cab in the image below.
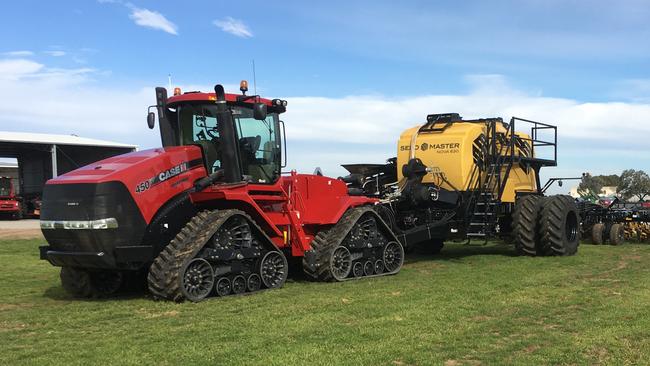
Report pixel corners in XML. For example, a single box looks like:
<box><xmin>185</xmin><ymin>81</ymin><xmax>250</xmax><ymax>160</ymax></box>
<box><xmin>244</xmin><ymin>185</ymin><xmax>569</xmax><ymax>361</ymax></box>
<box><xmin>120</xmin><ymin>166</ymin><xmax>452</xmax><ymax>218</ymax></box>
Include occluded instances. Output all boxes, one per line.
<box><xmin>0</xmin><ymin>177</ymin><xmax>13</xmax><ymax>198</ymax></box>
<box><xmin>148</xmin><ymin>81</ymin><xmax>287</xmax><ymax>185</ymax></box>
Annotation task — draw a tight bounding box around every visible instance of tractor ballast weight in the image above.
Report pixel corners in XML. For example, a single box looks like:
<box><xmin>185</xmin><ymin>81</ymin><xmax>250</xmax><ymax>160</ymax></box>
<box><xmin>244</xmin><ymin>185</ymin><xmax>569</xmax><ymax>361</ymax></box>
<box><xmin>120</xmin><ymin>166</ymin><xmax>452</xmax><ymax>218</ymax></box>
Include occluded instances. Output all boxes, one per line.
<box><xmin>39</xmin><ymin>83</ymin><xmax>404</xmax><ymax>301</ymax></box>
<box><xmin>342</xmin><ymin>113</ymin><xmax>580</xmax><ymax>256</ymax></box>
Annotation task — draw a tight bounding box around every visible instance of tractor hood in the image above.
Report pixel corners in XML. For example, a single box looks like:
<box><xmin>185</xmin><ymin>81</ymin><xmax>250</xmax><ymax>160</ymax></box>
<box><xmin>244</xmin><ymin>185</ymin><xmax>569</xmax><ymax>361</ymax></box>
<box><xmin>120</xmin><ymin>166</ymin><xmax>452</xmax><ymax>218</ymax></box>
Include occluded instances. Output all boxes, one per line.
<box><xmin>43</xmin><ymin>146</ymin><xmax>207</xmax><ymax>224</ymax></box>
<box><xmin>40</xmin><ymin>145</ymin><xmax>208</xmax><ymax>270</ymax></box>
<box><xmin>49</xmin><ymin>146</ymin><xmax>203</xmax><ymax>185</ymax></box>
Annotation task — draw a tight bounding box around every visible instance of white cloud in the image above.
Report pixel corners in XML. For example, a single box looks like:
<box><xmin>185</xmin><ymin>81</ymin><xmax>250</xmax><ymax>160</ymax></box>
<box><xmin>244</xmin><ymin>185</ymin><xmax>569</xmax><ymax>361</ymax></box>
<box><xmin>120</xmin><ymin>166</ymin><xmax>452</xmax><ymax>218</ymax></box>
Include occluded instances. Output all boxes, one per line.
<box><xmin>0</xmin><ymin>60</ymin><xmax>647</xmax><ymax>181</ymax></box>
<box><xmin>213</xmin><ymin>17</ymin><xmax>253</xmax><ymax>38</ymax></box>
<box><xmin>3</xmin><ymin>50</ymin><xmax>34</xmax><ymax>57</ymax></box>
<box><xmin>44</xmin><ymin>50</ymin><xmax>66</xmax><ymax>57</ymax></box>
<box><xmin>128</xmin><ymin>7</ymin><xmax>178</xmax><ymax>35</ymax></box>
<box><xmin>0</xmin><ymin>59</ymin><xmax>44</xmax><ymax>80</ymax></box>
<box><xmin>282</xmin><ymin>76</ymin><xmax>650</xmax><ymax>178</ymax></box>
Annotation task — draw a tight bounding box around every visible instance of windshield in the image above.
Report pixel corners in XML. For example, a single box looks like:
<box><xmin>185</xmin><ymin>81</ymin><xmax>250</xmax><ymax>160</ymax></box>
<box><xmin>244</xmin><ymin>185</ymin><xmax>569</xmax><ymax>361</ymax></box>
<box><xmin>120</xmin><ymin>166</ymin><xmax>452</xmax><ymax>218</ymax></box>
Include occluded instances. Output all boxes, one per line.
<box><xmin>178</xmin><ymin>104</ymin><xmax>281</xmax><ymax>183</ymax></box>
<box><xmin>0</xmin><ymin>178</ymin><xmax>11</xmax><ymax>197</ymax></box>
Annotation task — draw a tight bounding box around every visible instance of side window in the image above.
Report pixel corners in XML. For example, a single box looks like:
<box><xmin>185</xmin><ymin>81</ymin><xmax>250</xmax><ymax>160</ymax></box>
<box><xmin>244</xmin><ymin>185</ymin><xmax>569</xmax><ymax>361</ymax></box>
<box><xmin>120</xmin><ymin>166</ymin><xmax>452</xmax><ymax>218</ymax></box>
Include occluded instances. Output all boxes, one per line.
<box><xmin>192</xmin><ymin>115</ymin><xmax>219</xmax><ymax>142</ymax></box>
<box><xmin>179</xmin><ymin>106</ymin><xmax>222</xmax><ymax>173</ymax></box>
<box><xmin>236</xmin><ymin>115</ymin><xmax>279</xmax><ymax>183</ymax></box>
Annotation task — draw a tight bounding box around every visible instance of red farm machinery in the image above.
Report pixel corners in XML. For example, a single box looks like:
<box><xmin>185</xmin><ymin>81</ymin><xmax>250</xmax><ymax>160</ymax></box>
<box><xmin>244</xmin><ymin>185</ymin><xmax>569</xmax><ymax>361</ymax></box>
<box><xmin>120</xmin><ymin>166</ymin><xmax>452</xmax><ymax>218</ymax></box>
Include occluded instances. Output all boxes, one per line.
<box><xmin>39</xmin><ymin>82</ymin><xmax>404</xmax><ymax>301</ymax></box>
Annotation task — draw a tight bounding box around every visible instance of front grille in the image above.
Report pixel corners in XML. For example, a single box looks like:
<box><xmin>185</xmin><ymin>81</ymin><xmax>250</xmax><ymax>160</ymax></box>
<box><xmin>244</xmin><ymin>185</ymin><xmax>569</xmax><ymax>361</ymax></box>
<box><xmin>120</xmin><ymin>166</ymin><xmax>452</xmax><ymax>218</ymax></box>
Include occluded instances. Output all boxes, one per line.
<box><xmin>41</xmin><ymin>182</ymin><xmax>146</xmax><ymax>253</ymax></box>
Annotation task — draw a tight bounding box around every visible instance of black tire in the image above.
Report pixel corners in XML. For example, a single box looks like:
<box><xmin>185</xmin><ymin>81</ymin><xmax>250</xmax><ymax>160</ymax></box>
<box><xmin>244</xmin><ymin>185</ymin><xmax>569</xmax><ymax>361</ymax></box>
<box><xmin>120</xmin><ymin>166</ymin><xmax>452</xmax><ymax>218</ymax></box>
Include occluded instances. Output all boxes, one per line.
<box><xmin>60</xmin><ymin>268</ymin><xmax>123</xmax><ymax>298</ymax></box>
<box><xmin>539</xmin><ymin>195</ymin><xmax>579</xmax><ymax>256</ymax></box>
<box><xmin>591</xmin><ymin>223</ymin><xmax>605</xmax><ymax>245</ymax></box>
<box><xmin>89</xmin><ymin>270</ymin><xmax>124</xmax><ymax>296</ymax></box>
<box><xmin>609</xmin><ymin>223</ymin><xmax>624</xmax><ymax>246</ymax></box>
<box><xmin>60</xmin><ymin>267</ymin><xmax>93</xmax><ymax>298</ymax></box>
<box><xmin>512</xmin><ymin>195</ymin><xmax>542</xmax><ymax>256</ymax></box>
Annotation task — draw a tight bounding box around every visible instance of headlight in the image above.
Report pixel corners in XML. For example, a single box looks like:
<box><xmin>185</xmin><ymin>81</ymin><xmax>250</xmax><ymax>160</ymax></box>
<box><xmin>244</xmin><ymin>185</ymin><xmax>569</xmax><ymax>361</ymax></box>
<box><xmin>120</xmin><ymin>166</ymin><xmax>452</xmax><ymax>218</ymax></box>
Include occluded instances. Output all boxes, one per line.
<box><xmin>40</xmin><ymin>218</ymin><xmax>119</xmax><ymax>230</ymax></box>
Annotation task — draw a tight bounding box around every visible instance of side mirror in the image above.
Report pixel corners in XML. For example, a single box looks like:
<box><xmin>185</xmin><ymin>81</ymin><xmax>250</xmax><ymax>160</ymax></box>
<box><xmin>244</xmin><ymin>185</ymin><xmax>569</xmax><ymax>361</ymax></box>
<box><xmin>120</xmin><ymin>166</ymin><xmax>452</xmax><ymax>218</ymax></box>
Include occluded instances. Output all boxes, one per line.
<box><xmin>253</xmin><ymin>103</ymin><xmax>267</xmax><ymax>120</ymax></box>
<box><xmin>147</xmin><ymin>112</ymin><xmax>156</xmax><ymax>129</ymax></box>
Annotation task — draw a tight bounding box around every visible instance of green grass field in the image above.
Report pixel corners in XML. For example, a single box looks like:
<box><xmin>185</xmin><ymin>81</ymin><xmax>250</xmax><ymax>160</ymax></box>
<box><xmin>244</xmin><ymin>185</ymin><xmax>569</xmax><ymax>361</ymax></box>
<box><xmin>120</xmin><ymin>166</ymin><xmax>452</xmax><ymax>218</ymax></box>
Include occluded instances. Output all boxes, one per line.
<box><xmin>2</xmin><ymin>239</ymin><xmax>650</xmax><ymax>365</ymax></box>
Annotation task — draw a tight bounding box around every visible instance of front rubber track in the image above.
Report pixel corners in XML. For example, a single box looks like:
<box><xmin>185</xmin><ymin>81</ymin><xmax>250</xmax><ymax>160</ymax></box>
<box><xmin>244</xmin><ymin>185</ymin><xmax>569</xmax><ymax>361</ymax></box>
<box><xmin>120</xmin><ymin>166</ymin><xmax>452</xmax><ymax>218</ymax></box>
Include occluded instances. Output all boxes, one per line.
<box><xmin>147</xmin><ymin>209</ymin><xmax>285</xmax><ymax>302</ymax></box>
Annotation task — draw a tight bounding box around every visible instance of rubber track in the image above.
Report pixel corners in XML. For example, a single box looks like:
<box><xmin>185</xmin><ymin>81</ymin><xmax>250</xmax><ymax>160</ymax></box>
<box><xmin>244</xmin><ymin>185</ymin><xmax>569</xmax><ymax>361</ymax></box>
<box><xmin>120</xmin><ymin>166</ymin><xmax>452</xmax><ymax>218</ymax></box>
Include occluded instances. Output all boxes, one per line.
<box><xmin>540</xmin><ymin>195</ymin><xmax>579</xmax><ymax>256</ymax></box>
<box><xmin>512</xmin><ymin>195</ymin><xmax>542</xmax><ymax>256</ymax></box>
<box><xmin>147</xmin><ymin>209</ymin><xmax>279</xmax><ymax>302</ymax></box>
<box><xmin>302</xmin><ymin>206</ymin><xmax>401</xmax><ymax>282</ymax></box>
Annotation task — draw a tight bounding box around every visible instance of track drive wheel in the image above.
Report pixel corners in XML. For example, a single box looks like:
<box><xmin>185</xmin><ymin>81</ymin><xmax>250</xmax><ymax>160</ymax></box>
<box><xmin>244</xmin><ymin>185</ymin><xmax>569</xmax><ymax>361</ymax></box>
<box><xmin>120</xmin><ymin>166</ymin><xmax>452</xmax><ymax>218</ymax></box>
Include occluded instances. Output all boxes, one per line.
<box><xmin>180</xmin><ymin>258</ymin><xmax>214</xmax><ymax>302</ymax></box>
<box><xmin>512</xmin><ymin>195</ymin><xmax>542</xmax><ymax>256</ymax></box>
<box><xmin>260</xmin><ymin>251</ymin><xmax>288</xmax><ymax>289</ymax></box>
<box><xmin>329</xmin><ymin>246</ymin><xmax>352</xmax><ymax>281</ymax></box>
<box><xmin>609</xmin><ymin>223</ymin><xmax>624</xmax><ymax>246</ymax></box>
<box><xmin>383</xmin><ymin>241</ymin><xmax>404</xmax><ymax>273</ymax></box>
<box><xmin>591</xmin><ymin>223</ymin><xmax>605</xmax><ymax>245</ymax></box>
<box><xmin>539</xmin><ymin>195</ymin><xmax>579</xmax><ymax>256</ymax></box>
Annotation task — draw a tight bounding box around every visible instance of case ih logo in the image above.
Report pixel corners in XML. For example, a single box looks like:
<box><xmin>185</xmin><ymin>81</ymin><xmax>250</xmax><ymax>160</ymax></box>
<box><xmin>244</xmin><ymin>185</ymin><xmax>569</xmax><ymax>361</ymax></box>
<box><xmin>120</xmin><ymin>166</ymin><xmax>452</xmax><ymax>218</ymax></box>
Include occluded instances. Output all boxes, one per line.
<box><xmin>135</xmin><ymin>162</ymin><xmax>189</xmax><ymax>193</ymax></box>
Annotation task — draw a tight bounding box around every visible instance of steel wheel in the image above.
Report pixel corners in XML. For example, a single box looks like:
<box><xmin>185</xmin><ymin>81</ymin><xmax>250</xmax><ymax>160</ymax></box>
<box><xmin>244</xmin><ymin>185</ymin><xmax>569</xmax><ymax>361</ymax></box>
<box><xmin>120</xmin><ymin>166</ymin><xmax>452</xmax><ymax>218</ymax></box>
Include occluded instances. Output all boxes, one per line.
<box><xmin>181</xmin><ymin>258</ymin><xmax>214</xmax><ymax>302</ymax></box>
<box><xmin>330</xmin><ymin>246</ymin><xmax>352</xmax><ymax>280</ymax></box>
<box><xmin>215</xmin><ymin>277</ymin><xmax>232</xmax><ymax>297</ymax></box>
<box><xmin>374</xmin><ymin>260</ymin><xmax>384</xmax><ymax>274</ymax></box>
<box><xmin>211</xmin><ymin>215</ymin><xmax>253</xmax><ymax>250</ymax></box>
<box><xmin>232</xmin><ymin>275</ymin><xmax>246</xmax><ymax>294</ymax></box>
<box><xmin>247</xmin><ymin>273</ymin><xmax>262</xmax><ymax>292</ymax></box>
<box><xmin>349</xmin><ymin>215</ymin><xmax>379</xmax><ymax>244</ymax></box>
<box><xmin>260</xmin><ymin>251</ymin><xmax>288</xmax><ymax>289</ymax></box>
<box><xmin>352</xmin><ymin>262</ymin><xmax>364</xmax><ymax>277</ymax></box>
<box><xmin>363</xmin><ymin>261</ymin><xmax>374</xmax><ymax>276</ymax></box>
<box><xmin>383</xmin><ymin>241</ymin><xmax>404</xmax><ymax>273</ymax></box>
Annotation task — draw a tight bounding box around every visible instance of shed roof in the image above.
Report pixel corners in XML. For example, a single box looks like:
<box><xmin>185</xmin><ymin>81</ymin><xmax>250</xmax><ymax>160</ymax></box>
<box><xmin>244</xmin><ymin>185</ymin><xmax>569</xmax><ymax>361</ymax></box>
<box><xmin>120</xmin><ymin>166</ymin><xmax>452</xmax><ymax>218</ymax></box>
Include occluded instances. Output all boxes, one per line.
<box><xmin>0</xmin><ymin>131</ymin><xmax>137</xmax><ymax>149</ymax></box>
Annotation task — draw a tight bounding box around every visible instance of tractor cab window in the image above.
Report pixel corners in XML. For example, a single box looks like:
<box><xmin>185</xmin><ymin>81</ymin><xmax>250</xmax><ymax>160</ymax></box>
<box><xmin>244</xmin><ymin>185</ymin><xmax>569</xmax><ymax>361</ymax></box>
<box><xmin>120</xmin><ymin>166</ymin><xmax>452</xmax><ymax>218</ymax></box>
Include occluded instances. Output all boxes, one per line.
<box><xmin>234</xmin><ymin>108</ymin><xmax>280</xmax><ymax>184</ymax></box>
<box><xmin>179</xmin><ymin>105</ymin><xmax>222</xmax><ymax>173</ymax></box>
<box><xmin>0</xmin><ymin>178</ymin><xmax>11</xmax><ymax>197</ymax></box>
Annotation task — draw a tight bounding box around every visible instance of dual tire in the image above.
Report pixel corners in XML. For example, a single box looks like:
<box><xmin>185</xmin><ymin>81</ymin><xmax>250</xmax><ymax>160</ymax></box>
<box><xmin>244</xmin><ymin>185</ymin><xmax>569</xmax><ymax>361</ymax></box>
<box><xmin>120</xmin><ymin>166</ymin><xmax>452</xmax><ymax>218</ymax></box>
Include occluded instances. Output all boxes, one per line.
<box><xmin>512</xmin><ymin>195</ymin><xmax>579</xmax><ymax>256</ymax></box>
<box><xmin>591</xmin><ymin>223</ymin><xmax>624</xmax><ymax>246</ymax></box>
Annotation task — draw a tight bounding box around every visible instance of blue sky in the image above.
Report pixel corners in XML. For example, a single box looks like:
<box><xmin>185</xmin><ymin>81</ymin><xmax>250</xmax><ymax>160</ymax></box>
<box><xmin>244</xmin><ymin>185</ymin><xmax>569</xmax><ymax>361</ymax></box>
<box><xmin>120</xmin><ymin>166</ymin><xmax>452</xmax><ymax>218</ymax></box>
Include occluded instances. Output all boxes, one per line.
<box><xmin>0</xmin><ymin>0</ymin><xmax>649</xmax><ymax>192</ymax></box>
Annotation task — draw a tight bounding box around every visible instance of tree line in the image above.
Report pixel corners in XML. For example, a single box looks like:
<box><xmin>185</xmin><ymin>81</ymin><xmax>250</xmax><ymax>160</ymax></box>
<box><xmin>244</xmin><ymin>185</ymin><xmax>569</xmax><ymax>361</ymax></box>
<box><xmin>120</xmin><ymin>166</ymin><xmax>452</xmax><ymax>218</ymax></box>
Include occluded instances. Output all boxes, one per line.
<box><xmin>578</xmin><ymin>169</ymin><xmax>650</xmax><ymax>202</ymax></box>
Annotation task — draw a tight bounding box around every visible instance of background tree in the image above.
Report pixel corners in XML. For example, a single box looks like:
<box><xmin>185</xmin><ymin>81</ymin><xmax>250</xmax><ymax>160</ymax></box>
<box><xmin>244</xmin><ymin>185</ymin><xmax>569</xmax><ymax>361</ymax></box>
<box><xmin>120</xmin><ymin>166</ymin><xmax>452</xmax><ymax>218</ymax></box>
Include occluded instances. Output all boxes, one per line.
<box><xmin>578</xmin><ymin>173</ymin><xmax>604</xmax><ymax>198</ymax></box>
<box><xmin>599</xmin><ymin>174</ymin><xmax>621</xmax><ymax>188</ymax></box>
<box><xmin>618</xmin><ymin>169</ymin><xmax>650</xmax><ymax>201</ymax></box>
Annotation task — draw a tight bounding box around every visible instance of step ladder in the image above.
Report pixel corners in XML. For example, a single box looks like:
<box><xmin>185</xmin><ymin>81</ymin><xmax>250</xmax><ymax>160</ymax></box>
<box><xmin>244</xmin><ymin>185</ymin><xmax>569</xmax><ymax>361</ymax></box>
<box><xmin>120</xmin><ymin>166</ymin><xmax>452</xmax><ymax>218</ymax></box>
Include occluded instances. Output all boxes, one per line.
<box><xmin>466</xmin><ymin>128</ymin><xmax>514</xmax><ymax>240</ymax></box>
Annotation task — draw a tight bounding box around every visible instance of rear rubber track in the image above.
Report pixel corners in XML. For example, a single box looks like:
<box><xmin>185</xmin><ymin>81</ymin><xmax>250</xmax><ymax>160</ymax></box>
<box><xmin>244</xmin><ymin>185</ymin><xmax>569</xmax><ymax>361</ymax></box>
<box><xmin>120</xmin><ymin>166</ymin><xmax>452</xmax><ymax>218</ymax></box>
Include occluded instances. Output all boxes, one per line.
<box><xmin>303</xmin><ymin>206</ymin><xmax>403</xmax><ymax>282</ymax></box>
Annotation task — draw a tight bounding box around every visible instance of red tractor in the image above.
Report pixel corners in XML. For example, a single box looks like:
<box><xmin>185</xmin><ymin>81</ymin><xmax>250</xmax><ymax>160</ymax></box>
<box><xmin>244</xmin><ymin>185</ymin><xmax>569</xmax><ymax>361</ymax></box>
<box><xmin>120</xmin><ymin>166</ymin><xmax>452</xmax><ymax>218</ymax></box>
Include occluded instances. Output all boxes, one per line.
<box><xmin>0</xmin><ymin>176</ymin><xmax>23</xmax><ymax>219</ymax></box>
<box><xmin>39</xmin><ymin>82</ymin><xmax>403</xmax><ymax>301</ymax></box>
